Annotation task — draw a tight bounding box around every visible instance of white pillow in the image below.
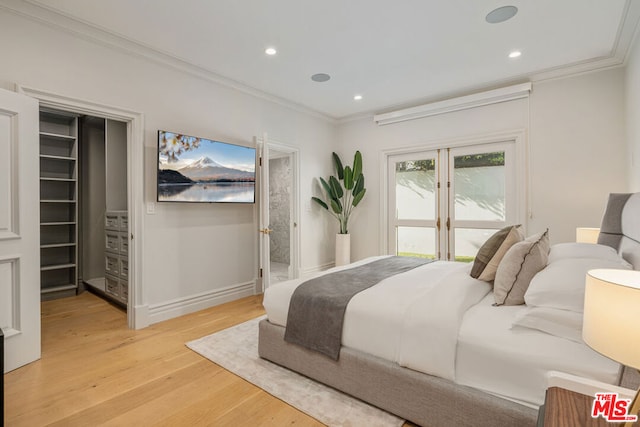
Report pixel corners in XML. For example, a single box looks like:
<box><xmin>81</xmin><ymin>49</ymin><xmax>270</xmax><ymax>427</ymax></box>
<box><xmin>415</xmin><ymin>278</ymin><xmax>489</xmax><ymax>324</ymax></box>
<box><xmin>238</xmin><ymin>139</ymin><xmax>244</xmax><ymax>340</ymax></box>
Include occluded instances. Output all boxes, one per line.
<box><xmin>548</xmin><ymin>242</ymin><xmax>631</xmax><ymax>267</ymax></box>
<box><xmin>511</xmin><ymin>307</ymin><xmax>583</xmax><ymax>343</ymax></box>
<box><xmin>494</xmin><ymin>230</ymin><xmax>549</xmax><ymax>306</ymax></box>
<box><xmin>525</xmin><ymin>257</ymin><xmax>632</xmax><ymax>312</ymax></box>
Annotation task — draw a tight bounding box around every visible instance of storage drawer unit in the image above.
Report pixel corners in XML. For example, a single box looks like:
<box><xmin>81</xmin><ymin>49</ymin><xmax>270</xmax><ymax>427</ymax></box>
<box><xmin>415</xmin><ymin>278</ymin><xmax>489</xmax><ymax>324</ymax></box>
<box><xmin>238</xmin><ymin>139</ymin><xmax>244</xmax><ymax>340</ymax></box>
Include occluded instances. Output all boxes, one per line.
<box><xmin>120</xmin><ymin>280</ymin><xmax>128</xmax><ymax>304</ymax></box>
<box><xmin>105</xmin><ymin>274</ymin><xmax>120</xmax><ymax>298</ymax></box>
<box><xmin>105</xmin><ymin>232</ymin><xmax>119</xmax><ymax>253</ymax></box>
<box><xmin>119</xmin><ymin>257</ymin><xmax>128</xmax><ymax>280</ymax></box>
<box><xmin>105</xmin><ymin>253</ymin><xmax>119</xmax><ymax>276</ymax></box>
<box><xmin>104</xmin><ymin>211</ymin><xmax>128</xmax><ymax>306</ymax></box>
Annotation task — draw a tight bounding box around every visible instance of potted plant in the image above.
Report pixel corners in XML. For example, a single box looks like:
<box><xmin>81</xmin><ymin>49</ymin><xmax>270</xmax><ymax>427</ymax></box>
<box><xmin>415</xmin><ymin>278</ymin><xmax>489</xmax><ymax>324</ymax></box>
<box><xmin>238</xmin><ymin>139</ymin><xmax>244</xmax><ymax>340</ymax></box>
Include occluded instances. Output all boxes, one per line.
<box><xmin>312</xmin><ymin>151</ymin><xmax>366</xmax><ymax>265</ymax></box>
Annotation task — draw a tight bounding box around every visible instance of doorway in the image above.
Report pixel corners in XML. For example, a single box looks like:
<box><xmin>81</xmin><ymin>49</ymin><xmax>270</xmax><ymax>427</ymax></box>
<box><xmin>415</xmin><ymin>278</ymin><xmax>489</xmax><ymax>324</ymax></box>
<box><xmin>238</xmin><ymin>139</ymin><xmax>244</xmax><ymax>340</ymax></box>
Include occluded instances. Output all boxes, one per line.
<box><xmin>20</xmin><ymin>85</ymin><xmax>144</xmax><ymax>329</ymax></box>
<box><xmin>268</xmin><ymin>149</ymin><xmax>294</xmax><ymax>284</ymax></box>
<box><xmin>258</xmin><ymin>138</ymin><xmax>300</xmax><ymax>291</ymax></box>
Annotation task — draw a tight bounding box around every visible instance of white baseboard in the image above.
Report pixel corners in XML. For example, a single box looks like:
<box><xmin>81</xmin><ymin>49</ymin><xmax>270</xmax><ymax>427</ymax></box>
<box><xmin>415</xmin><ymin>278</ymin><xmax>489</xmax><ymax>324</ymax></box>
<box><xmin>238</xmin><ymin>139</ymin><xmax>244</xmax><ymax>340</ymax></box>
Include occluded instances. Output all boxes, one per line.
<box><xmin>300</xmin><ymin>262</ymin><xmax>334</xmax><ymax>278</ymax></box>
<box><xmin>146</xmin><ymin>281</ymin><xmax>256</xmax><ymax>325</ymax></box>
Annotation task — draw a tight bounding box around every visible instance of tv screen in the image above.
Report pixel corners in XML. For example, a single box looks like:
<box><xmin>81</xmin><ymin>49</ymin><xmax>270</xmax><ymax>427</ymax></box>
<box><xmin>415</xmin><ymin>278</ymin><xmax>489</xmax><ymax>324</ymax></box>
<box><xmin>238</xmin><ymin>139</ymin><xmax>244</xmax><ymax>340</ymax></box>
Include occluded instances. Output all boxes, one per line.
<box><xmin>157</xmin><ymin>130</ymin><xmax>256</xmax><ymax>203</ymax></box>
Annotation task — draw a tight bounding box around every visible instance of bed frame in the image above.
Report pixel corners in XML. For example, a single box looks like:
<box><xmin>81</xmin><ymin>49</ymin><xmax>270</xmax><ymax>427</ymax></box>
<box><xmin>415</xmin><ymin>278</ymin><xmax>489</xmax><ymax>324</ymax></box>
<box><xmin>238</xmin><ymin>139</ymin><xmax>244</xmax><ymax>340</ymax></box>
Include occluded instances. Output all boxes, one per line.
<box><xmin>258</xmin><ymin>193</ymin><xmax>640</xmax><ymax>427</ymax></box>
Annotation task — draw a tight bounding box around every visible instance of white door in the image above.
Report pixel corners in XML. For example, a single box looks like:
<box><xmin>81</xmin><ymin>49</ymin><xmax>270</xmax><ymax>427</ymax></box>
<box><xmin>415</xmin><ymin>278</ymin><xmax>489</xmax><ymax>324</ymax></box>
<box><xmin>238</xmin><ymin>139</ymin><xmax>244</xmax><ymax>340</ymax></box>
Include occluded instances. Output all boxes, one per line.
<box><xmin>0</xmin><ymin>88</ymin><xmax>41</xmax><ymax>372</ymax></box>
<box><xmin>258</xmin><ymin>136</ymin><xmax>271</xmax><ymax>291</ymax></box>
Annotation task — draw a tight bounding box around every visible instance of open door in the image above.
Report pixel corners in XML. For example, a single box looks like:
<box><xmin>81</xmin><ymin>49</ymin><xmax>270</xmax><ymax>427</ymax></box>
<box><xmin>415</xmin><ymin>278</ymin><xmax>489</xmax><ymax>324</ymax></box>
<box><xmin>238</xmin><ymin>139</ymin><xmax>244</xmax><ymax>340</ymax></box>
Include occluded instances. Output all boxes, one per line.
<box><xmin>258</xmin><ymin>135</ymin><xmax>271</xmax><ymax>292</ymax></box>
<box><xmin>0</xmin><ymin>88</ymin><xmax>41</xmax><ymax>372</ymax></box>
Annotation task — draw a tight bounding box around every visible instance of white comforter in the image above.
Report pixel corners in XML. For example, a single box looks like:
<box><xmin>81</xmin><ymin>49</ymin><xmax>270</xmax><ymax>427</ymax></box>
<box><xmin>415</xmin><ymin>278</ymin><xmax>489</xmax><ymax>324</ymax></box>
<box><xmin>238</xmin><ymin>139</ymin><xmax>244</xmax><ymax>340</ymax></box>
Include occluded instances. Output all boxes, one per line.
<box><xmin>263</xmin><ymin>256</ymin><xmax>492</xmax><ymax>381</ymax></box>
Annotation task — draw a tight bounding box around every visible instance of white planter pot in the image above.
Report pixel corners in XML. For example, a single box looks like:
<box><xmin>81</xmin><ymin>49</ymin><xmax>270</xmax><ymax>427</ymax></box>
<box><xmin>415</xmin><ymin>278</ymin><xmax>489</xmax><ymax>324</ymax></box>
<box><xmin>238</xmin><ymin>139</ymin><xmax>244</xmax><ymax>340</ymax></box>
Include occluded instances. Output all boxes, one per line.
<box><xmin>335</xmin><ymin>233</ymin><xmax>351</xmax><ymax>267</ymax></box>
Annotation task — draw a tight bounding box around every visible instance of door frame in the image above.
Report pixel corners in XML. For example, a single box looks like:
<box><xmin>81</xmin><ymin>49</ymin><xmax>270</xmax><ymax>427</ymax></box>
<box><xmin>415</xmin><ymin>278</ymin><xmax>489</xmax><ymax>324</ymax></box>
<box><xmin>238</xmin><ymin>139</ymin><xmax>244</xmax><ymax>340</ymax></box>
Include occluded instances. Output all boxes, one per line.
<box><xmin>380</xmin><ymin>129</ymin><xmax>528</xmax><ymax>256</ymax></box>
<box><xmin>256</xmin><ymin>136</ymin><xmax>300</xmax><ymax>291</ymax></box>
<box><xmin>18</xmin><ymin>85</ymin><xmax>145</xmax><ymax>329</ymax></box>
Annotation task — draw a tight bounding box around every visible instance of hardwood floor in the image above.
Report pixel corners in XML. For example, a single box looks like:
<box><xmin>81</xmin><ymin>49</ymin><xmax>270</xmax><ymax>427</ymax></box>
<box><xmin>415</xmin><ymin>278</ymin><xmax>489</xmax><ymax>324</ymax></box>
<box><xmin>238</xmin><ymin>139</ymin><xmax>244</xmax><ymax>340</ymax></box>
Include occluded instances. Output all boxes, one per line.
<box><xmin>4</xmin><ymin>292</ymin><xmax>324</xmax><ymax>426</ymax></box>
<box><xmin>5</xmin><ymin>292</ymin><xmax>419</xmax><ymax>426</ymax></box>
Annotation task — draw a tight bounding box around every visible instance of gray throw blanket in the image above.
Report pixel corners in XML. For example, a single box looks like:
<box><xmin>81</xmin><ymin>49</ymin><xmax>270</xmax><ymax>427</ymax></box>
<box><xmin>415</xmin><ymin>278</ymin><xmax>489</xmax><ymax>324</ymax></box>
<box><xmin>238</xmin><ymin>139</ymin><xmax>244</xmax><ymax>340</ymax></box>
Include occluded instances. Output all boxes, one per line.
<box><xmin>284</xmin><ymin>256</ymin><xmax>433</xmax><ymax>360</ymax></box>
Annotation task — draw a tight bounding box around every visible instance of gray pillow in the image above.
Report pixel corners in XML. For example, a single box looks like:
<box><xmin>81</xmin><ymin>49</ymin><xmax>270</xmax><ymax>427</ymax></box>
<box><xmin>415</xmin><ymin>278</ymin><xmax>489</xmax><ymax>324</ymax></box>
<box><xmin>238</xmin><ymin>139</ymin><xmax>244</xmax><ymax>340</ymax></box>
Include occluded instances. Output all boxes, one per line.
<box><xmin>494</xmin><ymin>230</ymin><xmax>550</xmax><ymax>306</ymax></box>
<box><xmin>470</xmin><ymin>225</ymin><xmax>523</xmax><ymax>281</ymax></box>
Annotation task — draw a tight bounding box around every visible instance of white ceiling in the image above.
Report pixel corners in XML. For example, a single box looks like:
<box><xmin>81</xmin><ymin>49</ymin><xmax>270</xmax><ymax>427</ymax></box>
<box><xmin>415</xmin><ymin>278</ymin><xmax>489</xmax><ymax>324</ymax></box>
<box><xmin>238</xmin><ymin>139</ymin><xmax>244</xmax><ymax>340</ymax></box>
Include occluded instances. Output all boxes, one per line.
<box><xmin>18</xmin><ymin>0</ymin><xmax>640</xmax><ymax>119</ymax></box>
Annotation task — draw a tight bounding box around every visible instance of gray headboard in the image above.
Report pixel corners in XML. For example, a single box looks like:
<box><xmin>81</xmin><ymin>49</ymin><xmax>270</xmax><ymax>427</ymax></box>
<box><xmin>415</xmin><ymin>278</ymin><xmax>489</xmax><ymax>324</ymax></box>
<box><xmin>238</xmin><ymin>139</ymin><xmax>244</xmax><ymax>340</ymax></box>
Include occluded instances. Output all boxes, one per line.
<box><xmin>597</xmin><ymin>192</ymin><xmax>640</xmax><ymax>270</ymax></box>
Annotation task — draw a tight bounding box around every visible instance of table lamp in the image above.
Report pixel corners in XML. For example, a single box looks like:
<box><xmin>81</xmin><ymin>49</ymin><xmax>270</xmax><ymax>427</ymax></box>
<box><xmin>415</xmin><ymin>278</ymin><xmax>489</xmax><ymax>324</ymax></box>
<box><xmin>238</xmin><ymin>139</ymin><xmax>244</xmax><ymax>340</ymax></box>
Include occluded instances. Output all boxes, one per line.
<box><xmin>583</xmin><ymin>269</ymin><xmax>640</xmax><ymax>426</ymax></box>
<box><xmin>576</xmin><ymin>227</ymin><xmax>600</xmax><ymax>244</ymax></box>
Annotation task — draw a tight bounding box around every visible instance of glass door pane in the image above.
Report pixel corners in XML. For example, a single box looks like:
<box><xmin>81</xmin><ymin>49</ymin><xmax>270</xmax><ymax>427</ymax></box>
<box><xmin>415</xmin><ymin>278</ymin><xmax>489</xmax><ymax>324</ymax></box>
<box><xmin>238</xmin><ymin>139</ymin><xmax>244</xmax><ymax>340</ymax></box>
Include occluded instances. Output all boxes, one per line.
<box><xmin>397</xmin><ymin>226</ymin><xmax>437</xmax><ymax>259</ymax></box>
<box><xmin>395</xmin><ymin>158</ymin><xmax>437</xmax><ymax>220</ymax></box>
<box><xmin>453</xmin><ymin>151</ymin><xmax>505</xmax><ymax>221</ymax></box>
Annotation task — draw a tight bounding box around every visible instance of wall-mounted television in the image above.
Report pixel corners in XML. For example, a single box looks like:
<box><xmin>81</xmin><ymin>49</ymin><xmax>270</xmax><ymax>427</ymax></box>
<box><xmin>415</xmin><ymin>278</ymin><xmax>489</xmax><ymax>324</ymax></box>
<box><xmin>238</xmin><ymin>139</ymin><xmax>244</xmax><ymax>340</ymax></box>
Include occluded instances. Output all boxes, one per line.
<box><xmin>157</xmin><ymin>130</ymin><xmax>256</xmax><ymax>203</ymax></box>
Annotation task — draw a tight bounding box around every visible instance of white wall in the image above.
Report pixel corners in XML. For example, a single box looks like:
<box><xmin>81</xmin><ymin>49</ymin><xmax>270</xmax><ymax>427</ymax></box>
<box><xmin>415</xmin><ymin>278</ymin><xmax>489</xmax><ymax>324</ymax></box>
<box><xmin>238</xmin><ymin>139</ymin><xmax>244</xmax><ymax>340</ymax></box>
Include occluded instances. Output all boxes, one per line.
<box><xmin>0</xmin><ymin>10</ymin><xmax>336</xmax><ymax>324</ymax></box>
<box><xmin>529</xmin><ymin>69</ymin><xmax>627</xmax><ymax>240</ymax></box>
<box><xmin>338</xmin><ymin>68</ymin><xmax>627</xmax><ymax>261</ymax></box>
<box><xmin>626</xmin><ymin>28</ymin><xmax>640</xmax><ymax>191</ymax></box>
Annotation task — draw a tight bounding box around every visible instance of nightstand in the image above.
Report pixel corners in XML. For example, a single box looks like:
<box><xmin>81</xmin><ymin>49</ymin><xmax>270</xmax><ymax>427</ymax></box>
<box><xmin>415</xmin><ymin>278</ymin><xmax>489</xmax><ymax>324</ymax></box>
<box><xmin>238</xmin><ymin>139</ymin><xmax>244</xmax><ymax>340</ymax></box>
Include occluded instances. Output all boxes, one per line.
<box><xmin>540</xmin><ymin>371</ymin><xmax>636</xmax><ymax>427</ymax></box>
<box><xmin>541</xmin><ymin>386</ymin><xmax>613</xmax><ymax>427</ymax></box>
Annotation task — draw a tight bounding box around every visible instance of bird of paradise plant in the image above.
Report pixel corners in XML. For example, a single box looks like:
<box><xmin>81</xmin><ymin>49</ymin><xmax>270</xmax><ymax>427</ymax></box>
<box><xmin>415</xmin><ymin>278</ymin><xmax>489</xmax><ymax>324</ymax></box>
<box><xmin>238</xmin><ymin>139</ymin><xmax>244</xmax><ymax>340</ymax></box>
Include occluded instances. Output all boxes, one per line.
<box><xmin>312</xmin><ymin>151</ymin><xmax>366</xmax><ymax>234</ymax></box>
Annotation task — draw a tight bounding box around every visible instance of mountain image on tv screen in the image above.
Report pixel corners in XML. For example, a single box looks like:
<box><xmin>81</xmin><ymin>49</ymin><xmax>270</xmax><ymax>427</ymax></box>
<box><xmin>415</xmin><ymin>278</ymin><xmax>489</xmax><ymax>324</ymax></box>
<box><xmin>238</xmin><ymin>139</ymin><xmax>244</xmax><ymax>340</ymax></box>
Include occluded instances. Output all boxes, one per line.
<box><xmin>157</xmin><ymin>130</ymin><xmax>256</xmax><ymax>203</ymax></box>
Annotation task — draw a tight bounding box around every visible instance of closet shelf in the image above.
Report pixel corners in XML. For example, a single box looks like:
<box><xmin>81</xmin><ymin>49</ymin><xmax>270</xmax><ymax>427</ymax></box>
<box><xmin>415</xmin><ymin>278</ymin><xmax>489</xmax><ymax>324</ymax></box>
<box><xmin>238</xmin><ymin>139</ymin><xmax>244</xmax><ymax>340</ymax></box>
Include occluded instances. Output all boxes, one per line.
<box><xmin>41</xmin><ymin>243</ymin><xmax>77</xmax><ymax>249</ymax></box>
<box><xmin>40</xmin><ymin>154</ymin><xmax>76</xmax><ymax>161</ymax></box>
<box><xmin>39</xmin><ymin>109</ymin><xmax>79</xmax><ymax>301</ymax></box>
<box><xmin>40</xmin><ymin>132</ymin><xmax>76</xmax><ymax>141</ymax></box>
<box><xmin>40</xmin><ymin>177</ymin><xmax>77</xmax><ymax>182</ymax></box>
<box><xmin>41</xmin><ymin>263</ymin><xmax>76</xmax><ymax>271</ymax></box>
<box><xmin>41</xmin><ymin>284</ymin><xmax>77</xmax><ymax>294</ymax></box>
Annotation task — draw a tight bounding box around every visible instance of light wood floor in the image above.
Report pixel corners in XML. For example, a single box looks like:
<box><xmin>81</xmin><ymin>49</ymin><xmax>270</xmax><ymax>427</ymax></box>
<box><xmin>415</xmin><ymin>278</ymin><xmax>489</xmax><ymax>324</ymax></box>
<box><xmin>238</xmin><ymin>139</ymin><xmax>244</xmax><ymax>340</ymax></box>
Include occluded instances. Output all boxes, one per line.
<box><xmin>5</xmin><ymin>292</ymin><xmax>325</xmax><ymax>426</ymax></box>
<box><xmin>5</xmin><ymin>292</ymin><xmax>418</xmax><ymax>426</ymax></box>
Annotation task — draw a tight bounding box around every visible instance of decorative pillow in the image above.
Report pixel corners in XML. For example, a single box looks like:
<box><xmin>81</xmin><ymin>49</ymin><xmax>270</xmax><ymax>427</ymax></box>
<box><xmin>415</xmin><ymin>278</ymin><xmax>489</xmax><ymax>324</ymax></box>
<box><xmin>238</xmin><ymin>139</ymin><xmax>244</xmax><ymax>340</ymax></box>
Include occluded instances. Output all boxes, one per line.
<box><xmin>548</xmin><ymin>242</ymin><xmax>631</xmax><ymax>267</ymax></box>
<box><xmin>470</xmin><ymin>225</ymin><xmax>524</xmax><ymax>281</ymax></box>
<box><xmin>511</xmin><ymin>307</ymin><xmax>584</xmax><ymax>343</ymax></box>
<box><xmin>525</xmin><ymin>256</ymin><xmax>633</xmax><ymax>312</ymax></box>
<box><xmin>493</xmin><ymin>230</ymin><xmax>550</xmax><ymax>306</ymax></box>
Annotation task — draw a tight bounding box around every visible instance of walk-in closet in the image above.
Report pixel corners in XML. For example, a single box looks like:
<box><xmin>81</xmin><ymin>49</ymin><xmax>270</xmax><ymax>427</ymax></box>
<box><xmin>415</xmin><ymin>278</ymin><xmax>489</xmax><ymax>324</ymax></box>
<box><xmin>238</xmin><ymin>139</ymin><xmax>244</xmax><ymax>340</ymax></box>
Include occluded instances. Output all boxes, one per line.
<box><xmin>39</xmin><ymin>109</ymin><xmax>128</xmax><ymax>309</ymax></box>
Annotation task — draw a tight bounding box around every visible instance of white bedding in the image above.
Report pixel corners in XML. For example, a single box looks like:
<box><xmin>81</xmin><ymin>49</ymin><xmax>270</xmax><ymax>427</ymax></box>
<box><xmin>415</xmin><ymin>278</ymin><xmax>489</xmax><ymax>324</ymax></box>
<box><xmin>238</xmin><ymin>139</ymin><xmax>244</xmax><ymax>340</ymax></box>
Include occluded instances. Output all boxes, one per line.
<box><xmin>263</xmin><ymin>256</ymin><xmax>490</xmax><ymax>379</ymax></box>
<box><xmin>456</xmin><ymin>293</ymin><xmax>620</xmax><ymax>407</ymax></box>
<box><xmin>262</xmin><ymin>256</ymin><xmax>622</xmax><ymax>407</ymax></box>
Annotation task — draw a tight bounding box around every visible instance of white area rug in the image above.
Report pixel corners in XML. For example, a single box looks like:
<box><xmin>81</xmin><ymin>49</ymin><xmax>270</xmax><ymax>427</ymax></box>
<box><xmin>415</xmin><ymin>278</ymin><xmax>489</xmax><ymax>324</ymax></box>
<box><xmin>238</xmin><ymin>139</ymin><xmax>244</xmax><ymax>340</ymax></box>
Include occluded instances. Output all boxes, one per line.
<box><xmin>187</xmin><ymin>316</ymin><xmax>404</xmax><ymax>427</ymax></box>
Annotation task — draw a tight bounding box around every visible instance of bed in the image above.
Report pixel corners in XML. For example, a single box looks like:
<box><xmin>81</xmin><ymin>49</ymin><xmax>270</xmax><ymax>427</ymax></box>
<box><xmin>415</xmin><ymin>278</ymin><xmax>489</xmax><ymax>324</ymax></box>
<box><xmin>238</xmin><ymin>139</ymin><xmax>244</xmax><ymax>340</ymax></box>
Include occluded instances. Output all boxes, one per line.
<box><xmin>258</xmin><ymin>193</ymin><xmax>640</xmax><ymax>427</ymax></box>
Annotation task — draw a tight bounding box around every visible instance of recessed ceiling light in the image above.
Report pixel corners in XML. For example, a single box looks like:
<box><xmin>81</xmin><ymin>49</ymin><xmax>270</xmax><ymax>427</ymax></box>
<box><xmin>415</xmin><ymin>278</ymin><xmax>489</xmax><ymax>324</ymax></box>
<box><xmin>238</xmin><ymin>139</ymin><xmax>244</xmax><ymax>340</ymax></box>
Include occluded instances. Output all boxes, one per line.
<box><xmin>354</xmin><ymin>95</ymin><xmax>363</xmax><ymax>101</ymax></box>
<box><xmin>486</xmin><ymin>6</ymin><xmax>518</xmax><ymax>24</ymax></box>
<box><xmin>311</xmin><ymin>73</ymin><xmax>331</xmax><ymax>83</ymax></box>
<box><xmin>265</xmin><ymin>47</ymin><xmax>277</xmax><ymax>56</ymax></box>
<box><xmin>509</xmin><ymin>50</ymin><xmax>522</xmax><ymax>59</ymax></box>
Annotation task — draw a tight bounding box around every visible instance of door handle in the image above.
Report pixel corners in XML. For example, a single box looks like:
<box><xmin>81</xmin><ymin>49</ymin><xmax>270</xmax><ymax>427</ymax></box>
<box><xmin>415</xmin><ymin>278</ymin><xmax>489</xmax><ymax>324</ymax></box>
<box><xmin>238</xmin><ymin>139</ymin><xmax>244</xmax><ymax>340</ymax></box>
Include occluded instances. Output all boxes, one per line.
<box><xmin>260</xmin><ymin>228</ymin><xmax>273</xmax><ymax>235</ymax></box>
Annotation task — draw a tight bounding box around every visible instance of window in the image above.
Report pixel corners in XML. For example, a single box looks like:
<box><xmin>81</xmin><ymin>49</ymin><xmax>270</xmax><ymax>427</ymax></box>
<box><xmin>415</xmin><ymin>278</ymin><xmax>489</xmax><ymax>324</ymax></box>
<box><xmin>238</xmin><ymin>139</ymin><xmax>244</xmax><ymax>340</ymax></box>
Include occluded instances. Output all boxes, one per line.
<box><xmin>387</xmin><ymin>138</ymin><xmax>523</xmax><ymax>261</ymax></box>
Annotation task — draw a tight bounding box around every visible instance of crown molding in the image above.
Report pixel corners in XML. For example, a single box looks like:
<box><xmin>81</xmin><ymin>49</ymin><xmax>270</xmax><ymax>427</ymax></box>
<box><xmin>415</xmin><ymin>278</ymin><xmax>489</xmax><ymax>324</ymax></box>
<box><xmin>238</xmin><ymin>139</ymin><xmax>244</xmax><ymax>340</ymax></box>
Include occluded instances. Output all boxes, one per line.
<box><xmin>374</xmin><ymin>83</ymin><xmax>532</xmax><ymax>126</ymax></box>
<box><xmin>0</xmin><ymin>0</ymin><xmax>337</xmax><ymax>124</ymax></box>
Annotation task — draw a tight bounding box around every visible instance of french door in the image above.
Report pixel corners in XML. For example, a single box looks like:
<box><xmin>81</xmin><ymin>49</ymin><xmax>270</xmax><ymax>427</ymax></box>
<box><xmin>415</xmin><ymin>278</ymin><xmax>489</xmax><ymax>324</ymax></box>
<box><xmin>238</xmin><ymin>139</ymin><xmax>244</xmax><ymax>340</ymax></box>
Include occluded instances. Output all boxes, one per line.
<box><xmin>388</xmin><ymin>140</ymin><xmax>520</xmax><ymax>261</ymax></box>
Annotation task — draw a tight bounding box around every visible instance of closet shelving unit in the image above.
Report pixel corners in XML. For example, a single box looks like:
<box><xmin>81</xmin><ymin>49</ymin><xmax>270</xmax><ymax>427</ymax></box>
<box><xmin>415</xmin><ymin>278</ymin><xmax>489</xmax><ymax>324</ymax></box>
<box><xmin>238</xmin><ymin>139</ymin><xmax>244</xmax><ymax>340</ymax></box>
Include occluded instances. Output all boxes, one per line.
<box><xmin>39</xmin><ymin>110</ymin><xmax>79</xmax><ymax>300</ymax></box>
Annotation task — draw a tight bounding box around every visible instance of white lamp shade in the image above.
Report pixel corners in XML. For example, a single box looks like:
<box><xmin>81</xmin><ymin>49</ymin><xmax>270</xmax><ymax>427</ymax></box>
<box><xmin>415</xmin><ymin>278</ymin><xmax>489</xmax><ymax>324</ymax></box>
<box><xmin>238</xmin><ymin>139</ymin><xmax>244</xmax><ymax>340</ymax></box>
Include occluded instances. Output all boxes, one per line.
<box><xmin>583</xmin><ymin>269</ymin><xmax>640</xmax><ymax>369</ymax></box>
<box><xmin>576</xmin><ymin>227</ymin><xmax>600</xmax><ymax>244</ymax></box>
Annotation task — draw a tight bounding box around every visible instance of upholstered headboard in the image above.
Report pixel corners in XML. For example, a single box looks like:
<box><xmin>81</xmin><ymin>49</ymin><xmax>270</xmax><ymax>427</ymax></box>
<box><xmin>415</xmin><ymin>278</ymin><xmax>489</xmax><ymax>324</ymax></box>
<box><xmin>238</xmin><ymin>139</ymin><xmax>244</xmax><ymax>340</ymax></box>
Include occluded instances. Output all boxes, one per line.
<box><xmin>597</xmin><ymin>193</ymin><xmax>640</xmax><ymax>270</ymax></box>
